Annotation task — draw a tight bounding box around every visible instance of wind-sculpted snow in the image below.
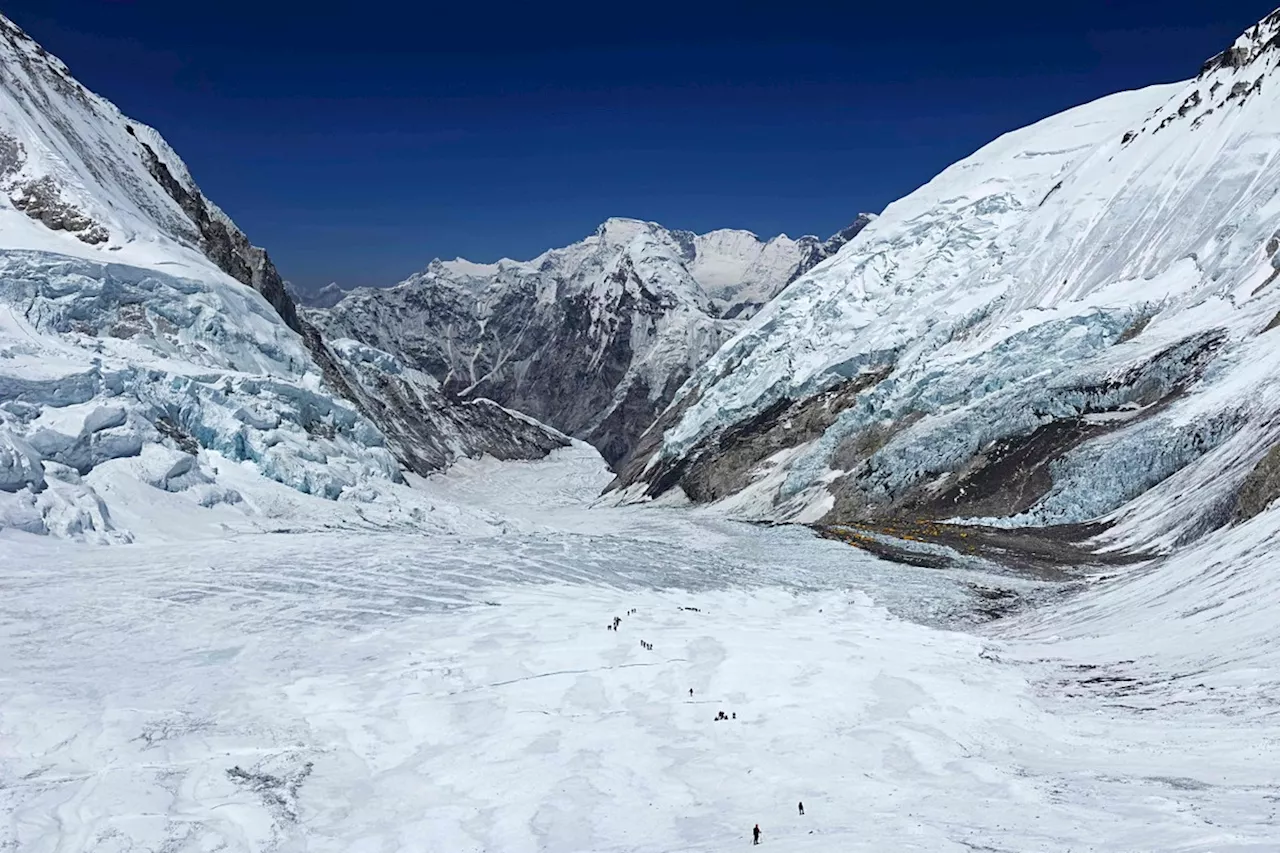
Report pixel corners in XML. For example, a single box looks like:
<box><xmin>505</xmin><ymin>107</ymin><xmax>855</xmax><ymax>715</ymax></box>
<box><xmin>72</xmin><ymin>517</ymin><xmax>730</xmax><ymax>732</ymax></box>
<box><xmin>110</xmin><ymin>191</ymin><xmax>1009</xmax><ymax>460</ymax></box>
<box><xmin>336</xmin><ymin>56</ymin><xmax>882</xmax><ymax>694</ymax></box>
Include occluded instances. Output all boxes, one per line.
<box><xmin>313</xmin><ymin>216</ymin><xmax>870</xmax><ymax>466</ymax></box>
<box><xmin>618</xmin><ymin>11</ymin><xmax>1280</xmax><ymax>553</ymax></box>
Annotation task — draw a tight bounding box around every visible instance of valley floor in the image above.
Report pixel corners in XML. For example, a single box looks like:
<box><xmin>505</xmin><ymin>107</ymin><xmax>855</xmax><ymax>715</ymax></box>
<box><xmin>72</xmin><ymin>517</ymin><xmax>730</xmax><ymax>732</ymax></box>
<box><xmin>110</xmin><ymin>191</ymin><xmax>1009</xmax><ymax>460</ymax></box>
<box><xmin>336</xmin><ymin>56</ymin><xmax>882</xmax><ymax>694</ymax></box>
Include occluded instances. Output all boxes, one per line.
<box><xmin>2</xmin><ymin>447</ymin><xmax>1277</xmax><ymax>852</ymax></box>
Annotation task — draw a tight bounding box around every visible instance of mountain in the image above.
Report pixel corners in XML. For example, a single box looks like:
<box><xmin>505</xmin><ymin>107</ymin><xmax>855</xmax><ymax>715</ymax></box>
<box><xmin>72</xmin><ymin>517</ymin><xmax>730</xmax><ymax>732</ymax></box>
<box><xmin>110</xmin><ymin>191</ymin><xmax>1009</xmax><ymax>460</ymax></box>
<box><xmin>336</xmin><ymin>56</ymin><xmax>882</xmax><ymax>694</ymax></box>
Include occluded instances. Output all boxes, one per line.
<box><xmin>289</xmin><ymin>281</ymin><xmax>347</xmax><ymax>309</ymax></box>
<box><xmin>311</xmin><ymin>215</ymin><xmax>872</xmax><ymax>465</ymax></box>
<box><xmin>0</xmin><ymin>15</ymin><xmax>563</xmax><ymax>541</ymax></box>
<box><xmin>610</xmin><ymin>9</ymin><xmax>1280</xmax><ymax>558</ymax></box>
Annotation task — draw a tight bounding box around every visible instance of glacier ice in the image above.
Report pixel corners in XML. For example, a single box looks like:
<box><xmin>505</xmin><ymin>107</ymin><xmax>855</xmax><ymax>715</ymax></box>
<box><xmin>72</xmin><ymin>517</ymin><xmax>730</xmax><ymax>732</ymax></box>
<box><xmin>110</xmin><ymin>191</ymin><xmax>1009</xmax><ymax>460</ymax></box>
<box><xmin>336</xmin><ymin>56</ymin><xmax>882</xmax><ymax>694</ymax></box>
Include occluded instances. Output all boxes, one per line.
<box><xmin>0</xmin><ymin>250</ymin><xmax>407</xmax><ymax>539</ymax></box>
<box><xmin>621</xmin><ymin>27</ymin><xmax>1280</xmax><ymax>551</ymax></box>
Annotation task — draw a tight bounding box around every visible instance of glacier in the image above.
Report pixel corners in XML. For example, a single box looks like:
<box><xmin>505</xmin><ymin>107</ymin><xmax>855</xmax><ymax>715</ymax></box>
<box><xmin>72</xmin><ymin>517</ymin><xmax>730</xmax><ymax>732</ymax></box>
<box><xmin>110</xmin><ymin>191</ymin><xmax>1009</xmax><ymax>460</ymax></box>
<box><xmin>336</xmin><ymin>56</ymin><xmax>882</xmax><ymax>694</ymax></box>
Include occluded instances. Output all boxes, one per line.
<box><xmin>0</xmin><ymin>249</ymin><xmax>405</xmax><ymax>540</ymax></box>
<box><xmin>615</xmin><ymin>13</ymin><xmax>1280</xmax><ymax>557</ymax></box>
<box><xmin>4</xmin><ymin>447</ymin><xmax>1279</xmax><ymax>852</ymax></box>
<box><xmin>4</xmin><ymin>6</ymin><xmax>1280</xmax><ymax>853</ymax></box>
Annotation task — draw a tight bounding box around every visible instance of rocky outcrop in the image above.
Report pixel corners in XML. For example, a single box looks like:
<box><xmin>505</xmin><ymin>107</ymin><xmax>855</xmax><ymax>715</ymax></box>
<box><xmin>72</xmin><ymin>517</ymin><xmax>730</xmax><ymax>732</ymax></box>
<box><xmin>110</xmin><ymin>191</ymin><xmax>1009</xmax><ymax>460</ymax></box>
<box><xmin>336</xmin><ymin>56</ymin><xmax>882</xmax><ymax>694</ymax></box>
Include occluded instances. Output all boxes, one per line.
<box><xmin>1235</xmin><ymin>441</ymin><xmax>1280</xmax><ymax>521</ymax></box>
<box><xmin>131</xmin><ymin>132</ymin><xmax>301</xmax><ymax>332</ymax></box>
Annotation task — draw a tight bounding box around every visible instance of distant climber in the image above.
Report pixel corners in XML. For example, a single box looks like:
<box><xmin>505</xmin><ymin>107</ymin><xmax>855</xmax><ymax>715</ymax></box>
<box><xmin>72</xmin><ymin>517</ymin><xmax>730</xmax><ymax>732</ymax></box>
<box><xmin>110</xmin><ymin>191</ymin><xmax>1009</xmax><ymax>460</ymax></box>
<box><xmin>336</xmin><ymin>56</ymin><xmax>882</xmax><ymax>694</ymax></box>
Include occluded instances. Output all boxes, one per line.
<box><xmin>798</xmin><ymin>801</ymin><xmax>804</xmax><ymax>816</ymax></box>
<box><xmin>689</xmin><ymin>688</ymin><xmax>694</xmax><ymax>697</ymax></box>
<box><xmin>753</xmin><ymin>824</ymin><xmax>761</xmax><ymax>845</ymax></box>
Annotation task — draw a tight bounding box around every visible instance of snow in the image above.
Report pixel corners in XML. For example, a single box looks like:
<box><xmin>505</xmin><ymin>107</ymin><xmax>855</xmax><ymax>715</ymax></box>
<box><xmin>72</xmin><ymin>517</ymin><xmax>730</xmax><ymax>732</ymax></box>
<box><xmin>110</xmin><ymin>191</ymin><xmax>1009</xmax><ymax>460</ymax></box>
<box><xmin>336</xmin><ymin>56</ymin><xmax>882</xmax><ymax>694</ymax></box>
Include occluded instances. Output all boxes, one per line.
<box><xmin>3</xmin><ymin>446</ymin><xmax>1277</xmax><ymax>852</ymax></box>
<box><xmin>2</xmin><ymin>10</ymin><xmax>1279</xmax><ymax>851</ymax></box>
<box><xmin>438</xmin><ymin>257</ymin><xmax>504</xmax><ymax>279</ymax></box>
<box><xmin>690</xmin><ymin>228</ymin><xmax>831</xmax><ymax>318</ymax></box>
<box><xmin>0</xmin><ymin>17</ymin><xmax>250</xmax><ymax>285</ymax></box>
<box><xmin>0</xmin><ymin>14</ymin><xmax>478</xmax><ymax>542</ymax></box>
<box><xmin>0</xmin><ymin>248</ymin><xmax>417</xmax><ymax>542</ymax></box>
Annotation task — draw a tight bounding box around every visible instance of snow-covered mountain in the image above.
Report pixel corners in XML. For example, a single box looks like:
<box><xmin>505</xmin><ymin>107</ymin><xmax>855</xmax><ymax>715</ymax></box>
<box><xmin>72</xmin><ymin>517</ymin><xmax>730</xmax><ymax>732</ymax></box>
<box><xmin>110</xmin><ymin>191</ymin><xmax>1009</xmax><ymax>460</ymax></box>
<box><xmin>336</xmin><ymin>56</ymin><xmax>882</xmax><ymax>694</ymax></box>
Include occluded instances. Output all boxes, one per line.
<box><xmin>289</xmin><ymin>280</ymin><xmax>347</xmax><ymax>309</ymax></box>
<box><xmin>0</xmin><ymin>15</ymin><xmax>563</xmax><ymax>541</ymax></box>
<box><xmin>612</xmin><ymin>9</ymin><xmax>1280</xmax><ymax>557</ymax></box>
<box><xmin>312</xmin><ymin>215</ymin><xmax>871</xmax><ymax>465</ymax></box>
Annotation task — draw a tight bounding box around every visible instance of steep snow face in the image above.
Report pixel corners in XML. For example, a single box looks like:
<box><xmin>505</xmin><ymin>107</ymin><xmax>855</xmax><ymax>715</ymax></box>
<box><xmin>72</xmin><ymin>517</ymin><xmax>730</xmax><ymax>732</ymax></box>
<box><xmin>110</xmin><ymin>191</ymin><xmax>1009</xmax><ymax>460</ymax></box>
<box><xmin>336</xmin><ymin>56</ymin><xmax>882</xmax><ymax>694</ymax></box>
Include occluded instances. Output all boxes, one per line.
<box><xmin>0</xmin><ymin>17</ymin><xmax>249</xmax><ymax>280</ymax></box>
<box><xmin>615</xmin><ymin>10</ymin><xmax>1280</xmax><ymax>552</ymax></box>
<box><xmin>0</xmin><ymin>15</ymin><xmax>564</xmax><ymax>541</ymax></box>
<box><xmin>313</xmin><ymin>216</ymin><xmax>870</xmax><ymax>466</ymax></box>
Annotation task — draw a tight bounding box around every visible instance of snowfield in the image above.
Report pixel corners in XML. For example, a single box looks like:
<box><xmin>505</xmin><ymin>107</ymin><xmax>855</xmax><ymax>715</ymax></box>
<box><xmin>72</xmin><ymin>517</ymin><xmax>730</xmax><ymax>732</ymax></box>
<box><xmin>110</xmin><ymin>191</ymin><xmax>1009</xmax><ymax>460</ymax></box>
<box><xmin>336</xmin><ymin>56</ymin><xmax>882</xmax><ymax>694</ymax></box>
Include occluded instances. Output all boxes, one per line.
<box><xmin>3</xmin><ymin>447</ymin><xmax>1277</xmax><ymax>852</ymax></box>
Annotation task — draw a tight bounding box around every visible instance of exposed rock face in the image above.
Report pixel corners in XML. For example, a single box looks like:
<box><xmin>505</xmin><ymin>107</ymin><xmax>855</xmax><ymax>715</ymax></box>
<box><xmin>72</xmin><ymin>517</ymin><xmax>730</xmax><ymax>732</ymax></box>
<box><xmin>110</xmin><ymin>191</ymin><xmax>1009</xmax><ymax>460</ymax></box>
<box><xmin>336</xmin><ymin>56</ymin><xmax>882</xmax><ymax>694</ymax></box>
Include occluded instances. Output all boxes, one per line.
<box><xmin>312</xmin><ymin>215</ymin><xmax>872</xmax><ymax>466</ymax></box>
<box><xmin>1235</xmin><ymin>442</ymin><xmax>1280</xmax><ymax>521</ymax></box>
<box><xmin>323</xmin><ymin>338</ymin><xmax>566</xmax><ymax>477</ymax></box>
<box><xmin>130</xmin><ymin>134</ymin><xmax>301</xmax><ymax>333</ymax></box>
<box><xmin>1198</xmin><ymin>9</ymin><xmax>1280</xmax><ymax>77</ymax></box>
<box><xmin>10</xmin><ymin>175</ymin><xmax>108</xmax><ymax>244</ymax></box>
<box><xmin>608</xmin><ymin>8</ymin><xmax>1280</xmax><ymax>555</ymax></box>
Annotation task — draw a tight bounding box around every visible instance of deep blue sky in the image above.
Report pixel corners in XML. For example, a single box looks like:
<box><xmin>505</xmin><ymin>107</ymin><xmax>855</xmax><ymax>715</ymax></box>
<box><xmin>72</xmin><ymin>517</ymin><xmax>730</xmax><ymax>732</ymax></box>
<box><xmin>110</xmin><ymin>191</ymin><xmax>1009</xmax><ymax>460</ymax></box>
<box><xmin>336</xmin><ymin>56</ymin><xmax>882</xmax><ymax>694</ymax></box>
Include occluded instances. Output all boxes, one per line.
<box><xmin>3</xmin><ymin>1</ymin><xmax>1271</xmax><ymax>288</ymax></box>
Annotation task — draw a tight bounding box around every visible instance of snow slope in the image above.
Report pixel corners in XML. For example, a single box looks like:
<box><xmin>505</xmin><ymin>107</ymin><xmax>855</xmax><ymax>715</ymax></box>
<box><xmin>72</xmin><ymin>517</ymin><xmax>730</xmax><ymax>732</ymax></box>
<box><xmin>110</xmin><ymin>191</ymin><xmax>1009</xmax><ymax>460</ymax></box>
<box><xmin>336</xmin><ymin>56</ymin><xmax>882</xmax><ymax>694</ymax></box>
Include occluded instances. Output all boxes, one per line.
<box><xmin>615</xmin><ymin>9</ymin><xmax>1280</xmax><ymax>556</ymax></box>
<box><xmin>312</xmin><ymin>216</ymin><xmax>871</xmax><ymax>466</ymax></box>
<box><xmin>0</xmin><ymin>14</ymin><xmax>565</xmax><ymax>541</ymax></box>
<box><xmin>3</xmin><ymin>447</ymin><xmax>1276</xmax><ymax>852</ymax></box>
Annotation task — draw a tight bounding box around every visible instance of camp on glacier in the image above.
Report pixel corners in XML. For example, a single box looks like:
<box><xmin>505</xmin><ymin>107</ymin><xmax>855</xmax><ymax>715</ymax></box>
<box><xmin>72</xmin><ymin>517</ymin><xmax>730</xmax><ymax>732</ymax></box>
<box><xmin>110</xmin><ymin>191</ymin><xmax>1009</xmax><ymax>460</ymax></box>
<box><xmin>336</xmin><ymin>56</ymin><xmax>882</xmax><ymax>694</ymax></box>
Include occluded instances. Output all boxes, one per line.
<box><xmin>3</xmin><ymin>5</ymin><xmax>1280</xmax><ymax>853</ymax></box>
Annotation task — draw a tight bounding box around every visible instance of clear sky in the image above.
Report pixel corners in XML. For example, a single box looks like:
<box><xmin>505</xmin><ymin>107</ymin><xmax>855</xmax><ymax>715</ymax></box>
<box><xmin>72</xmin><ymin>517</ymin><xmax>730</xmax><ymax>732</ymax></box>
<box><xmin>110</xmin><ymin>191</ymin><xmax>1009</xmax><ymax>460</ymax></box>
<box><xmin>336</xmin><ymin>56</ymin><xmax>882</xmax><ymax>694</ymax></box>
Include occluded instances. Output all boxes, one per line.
<box><xmin>3</xmin><ymin>0</ymin><xmax>1271</xmax><ymax>289</ymax></box>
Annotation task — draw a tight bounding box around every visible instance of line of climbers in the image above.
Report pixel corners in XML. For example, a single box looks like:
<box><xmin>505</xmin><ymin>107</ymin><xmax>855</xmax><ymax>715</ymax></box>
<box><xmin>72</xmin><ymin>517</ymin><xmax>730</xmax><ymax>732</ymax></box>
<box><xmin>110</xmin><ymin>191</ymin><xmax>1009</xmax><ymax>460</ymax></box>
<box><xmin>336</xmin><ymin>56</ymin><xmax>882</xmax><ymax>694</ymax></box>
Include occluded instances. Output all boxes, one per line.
<box><xmin>604</xmin><ymin>606</ymin><xmax>807</xmax><ymax>846</ymax></box>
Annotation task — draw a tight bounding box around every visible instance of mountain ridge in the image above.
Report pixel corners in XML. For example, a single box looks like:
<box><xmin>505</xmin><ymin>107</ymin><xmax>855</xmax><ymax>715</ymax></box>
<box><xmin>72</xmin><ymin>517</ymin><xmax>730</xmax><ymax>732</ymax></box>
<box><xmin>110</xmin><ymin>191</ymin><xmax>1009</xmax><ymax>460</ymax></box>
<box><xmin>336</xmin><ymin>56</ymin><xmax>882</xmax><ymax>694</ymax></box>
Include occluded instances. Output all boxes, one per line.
<box><xmin>311</xmin><ymin>213</ymin><xmax>873</xmax><ymax>464</ymax></box>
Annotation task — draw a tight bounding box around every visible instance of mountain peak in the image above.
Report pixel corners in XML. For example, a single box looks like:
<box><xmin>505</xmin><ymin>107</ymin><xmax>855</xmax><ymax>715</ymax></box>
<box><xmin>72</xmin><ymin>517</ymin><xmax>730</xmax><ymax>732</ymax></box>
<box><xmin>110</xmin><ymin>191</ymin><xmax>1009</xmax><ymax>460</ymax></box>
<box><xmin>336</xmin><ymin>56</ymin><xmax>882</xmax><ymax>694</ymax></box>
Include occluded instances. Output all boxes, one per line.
<box><xmin>596</xmin><ymin>217</ymin><xmax>662</xmax><ymax>247</ymax></box>
<box><xmin>1198</xmin><ymin>7</ymin><xmax>1280</xmax><ymax>78</ymax></box>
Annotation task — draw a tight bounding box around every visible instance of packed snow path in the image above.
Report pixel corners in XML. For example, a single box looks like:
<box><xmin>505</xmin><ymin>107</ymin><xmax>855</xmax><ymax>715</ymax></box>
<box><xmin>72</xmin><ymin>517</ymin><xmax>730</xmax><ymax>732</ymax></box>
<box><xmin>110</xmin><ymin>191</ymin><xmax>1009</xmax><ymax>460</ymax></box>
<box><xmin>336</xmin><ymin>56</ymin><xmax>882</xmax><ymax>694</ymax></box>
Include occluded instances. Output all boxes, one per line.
<box><xmin>2</xmin><ymin>447</ymin><xmax>1277</xmax><ymax>851</ymax></box>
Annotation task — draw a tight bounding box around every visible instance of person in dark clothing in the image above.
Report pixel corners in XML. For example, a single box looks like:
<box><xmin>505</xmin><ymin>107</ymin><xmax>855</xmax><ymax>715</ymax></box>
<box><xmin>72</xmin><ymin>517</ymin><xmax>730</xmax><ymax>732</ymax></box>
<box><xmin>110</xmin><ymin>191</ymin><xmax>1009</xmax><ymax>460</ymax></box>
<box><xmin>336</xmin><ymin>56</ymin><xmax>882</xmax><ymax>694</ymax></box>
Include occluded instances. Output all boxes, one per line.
<box><xmin>753</xmin><ymin>824</ymin><xmax>761</xmax><ymax>845</ymax></box>
<box><xmin>689</xmin><ymin>688</ymin><xmax>694</xmax><ymax>697</ymax></box>
<box><xmin>798</xmin><ymin>801</ymin><xmax>804</xmax><ymax>816</ymax></box>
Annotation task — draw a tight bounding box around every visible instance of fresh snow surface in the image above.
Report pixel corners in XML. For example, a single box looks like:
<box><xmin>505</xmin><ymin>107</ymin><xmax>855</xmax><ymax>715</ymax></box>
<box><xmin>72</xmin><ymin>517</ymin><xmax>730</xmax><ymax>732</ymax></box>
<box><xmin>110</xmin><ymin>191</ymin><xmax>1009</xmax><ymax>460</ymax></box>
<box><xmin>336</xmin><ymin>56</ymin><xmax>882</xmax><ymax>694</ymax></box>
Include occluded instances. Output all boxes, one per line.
<box><xmin>3</xmin><ymin>446</ymin><xmax>1277</xmax><ymax>852</ymax></box>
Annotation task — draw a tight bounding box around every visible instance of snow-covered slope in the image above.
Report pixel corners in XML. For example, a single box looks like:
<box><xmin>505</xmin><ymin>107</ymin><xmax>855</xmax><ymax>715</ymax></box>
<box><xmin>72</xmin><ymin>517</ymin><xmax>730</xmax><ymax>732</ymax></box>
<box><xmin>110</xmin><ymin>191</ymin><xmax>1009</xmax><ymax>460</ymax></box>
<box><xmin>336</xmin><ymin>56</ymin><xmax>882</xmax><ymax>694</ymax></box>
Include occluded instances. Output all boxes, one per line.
<box><xmin>0</xmin><ymin>15</ymin><xmax>563</xmax><ymax>541</ymax></box>
<box><xmin>312</xmin><ymin>216</ymin><xmax>871</xmax><ymax>465</ymax></box>
<box><xmin>613</xmin><ymin>9</ymin><xmax>1280</xmax><ymax>556</ymax></box>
